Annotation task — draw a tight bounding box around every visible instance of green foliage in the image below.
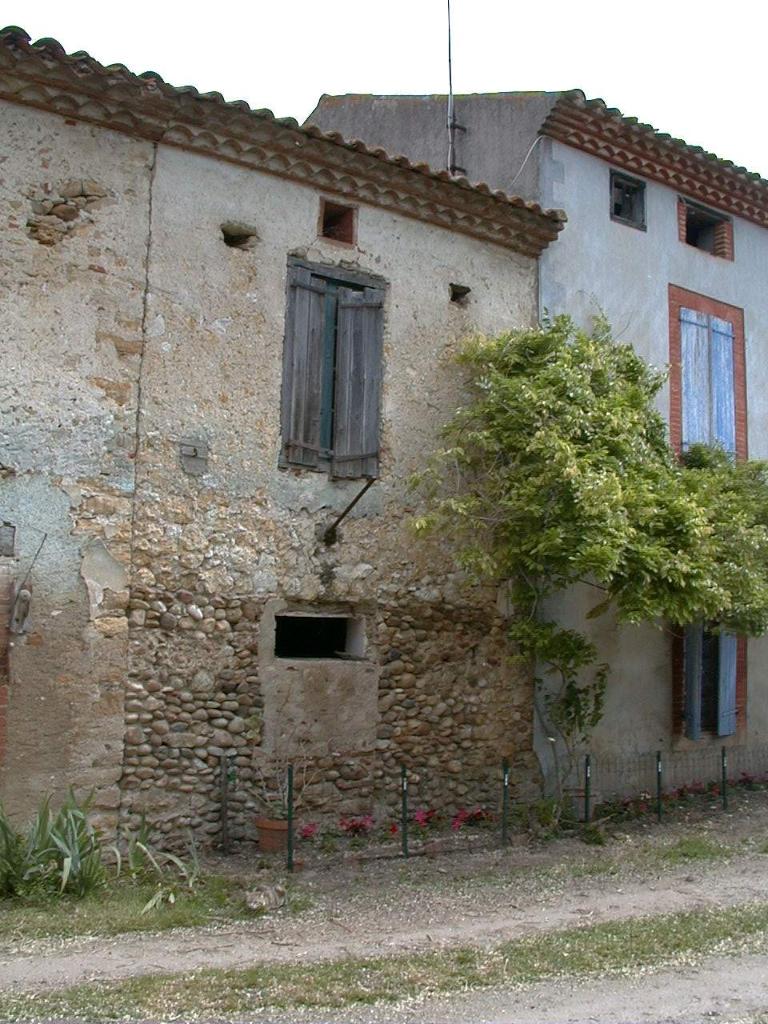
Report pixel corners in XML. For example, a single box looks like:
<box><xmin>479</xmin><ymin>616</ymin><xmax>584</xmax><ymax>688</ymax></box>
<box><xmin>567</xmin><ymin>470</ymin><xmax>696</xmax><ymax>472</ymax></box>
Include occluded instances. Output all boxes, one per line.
<box><xmin>415</xmin><ymin>316</ymin><xmax>768</xmax><ymax>745</ymax></box>
<box><xmin>0</xmin><ymin>791</ymin><xmax>105</xmax><ymax>898</ymax></box>
<box><xmin>1</xmin><ymin>794</ymin><xmax>199</xmax><ymax>906</ymax></box>
<box><xmin>113</xmin><ymin>816</ymin><xmax>201</xmax><ymax>913</ymax></box>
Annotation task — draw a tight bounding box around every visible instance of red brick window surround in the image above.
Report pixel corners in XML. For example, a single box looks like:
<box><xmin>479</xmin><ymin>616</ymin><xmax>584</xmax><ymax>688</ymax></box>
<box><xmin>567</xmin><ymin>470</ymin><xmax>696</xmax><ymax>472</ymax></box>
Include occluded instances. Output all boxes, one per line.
<box><xmin>677</xmin><ymin>197</ymin><xmax>734</xmax><ymax>261</ymax></box>
<box><xmin>669</xmin><ymin>284</ymin><xmax>747</xmax><ymax>737</ymax></box>
<box><xmin>668</xmin><ymin>284</ymin><xmax>747</xmax><ymax>459</ymax></box>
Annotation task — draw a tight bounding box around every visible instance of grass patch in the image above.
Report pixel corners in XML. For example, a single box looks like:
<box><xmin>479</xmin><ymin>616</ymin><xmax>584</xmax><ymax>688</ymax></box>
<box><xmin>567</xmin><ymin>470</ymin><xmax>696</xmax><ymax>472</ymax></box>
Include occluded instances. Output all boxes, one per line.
<box><xmin>657</xmin><ymin>836</ymin><xmax>730</xmax><ymax>864</ymax></box>
<box><xmin>2</xmin><ymin>901</ymin><xmax>768</xmax><ymax>1021</ymax></box>
<box><xmin>0</xmin><ymin>874</ymin><xmax>247</xmax><ymax>943</ymax></box>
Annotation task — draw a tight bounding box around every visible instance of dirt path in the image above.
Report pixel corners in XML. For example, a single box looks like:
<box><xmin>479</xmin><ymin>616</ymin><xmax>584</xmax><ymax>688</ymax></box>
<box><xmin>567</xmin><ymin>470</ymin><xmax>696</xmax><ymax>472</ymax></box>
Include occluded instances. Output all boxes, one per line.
<box><xmin>283</xmin><ymin>952</ymin><xmax>768</xmax><ymax>1024</ymax></box>
<box><xmin>2</xmin><ymin>846</ymin><xmax>767</xmax><ymax>993</ymax></box>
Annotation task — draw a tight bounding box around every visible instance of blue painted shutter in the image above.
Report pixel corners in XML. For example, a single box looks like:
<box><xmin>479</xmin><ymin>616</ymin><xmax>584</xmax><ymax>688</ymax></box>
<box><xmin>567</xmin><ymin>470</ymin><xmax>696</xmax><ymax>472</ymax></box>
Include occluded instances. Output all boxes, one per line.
<box><xmin>710</xmin><ymin>317</ymin><xmax>736</xmax><ymax>455</ymax></box>
<box><xmin>684</xmin><ymin>624</ymin><xmax>703</xmax><ymax>740</ymax></box>
<box><xmin>680</xmin><ymin>309</ymin><xmax>710</xmax><ymax>449</ymax></box>
<box><xmin>332</xmin><ymin>285</ymin><xmax>384</xmax><ymax>479</ymax></box>
<box><xmin>281</xmin><ymin>266</ymin><xmax>326</xmax><ymax>467</ymax></box>
<box><xmin>717</xmin><ymin>631</ymin><xmax>738</xmax><ymax>736</ymax></box>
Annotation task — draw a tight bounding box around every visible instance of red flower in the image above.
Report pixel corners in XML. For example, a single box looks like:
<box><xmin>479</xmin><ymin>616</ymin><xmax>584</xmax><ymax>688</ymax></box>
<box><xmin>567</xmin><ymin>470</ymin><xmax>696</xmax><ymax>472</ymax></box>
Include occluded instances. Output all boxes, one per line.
<box><xmin>339</xmin><ymin>814</ymin><xmax>375</xmax><ymax>836</ymax></box>
<box><xmin>451</xmin><ymin>808</ymin><xmax>470</xmax><ymax>831</ymax></box>
<box><xmin>299</xmin><ymin>822</ymin><xmax>318</xmax><ymax>840</ymax></box>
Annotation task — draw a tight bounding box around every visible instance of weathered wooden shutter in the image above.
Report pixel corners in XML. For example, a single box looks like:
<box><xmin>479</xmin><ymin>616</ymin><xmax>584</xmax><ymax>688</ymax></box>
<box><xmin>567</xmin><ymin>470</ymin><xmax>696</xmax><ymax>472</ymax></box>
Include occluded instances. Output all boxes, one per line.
<box><xmin>717</xmin><ymin>630</ymin><xmax>738</xmax><ymax>736</ymax></box>
<box><xmin>710</xmin><ymin>317</ymin><xmax>736</xmax><ymax>455</ymax></box>
<box><xmin>331</xmin><ymin>285</ymin><xmax>384</xmax><ymax>479</ymax></box>
<box><xmin>680</xmin><ymin>308</ymin><xmax>710</xmax><ymax>450</ymax></box>
<box><xmin>683</xmin><ymin>623</ymin><xmax>703</xmax><ymax>741</ymax></box>
<box><xmin>280</xmin><ymin>266</ymin><xmax>326</xmax><ymax>467</ymax></box>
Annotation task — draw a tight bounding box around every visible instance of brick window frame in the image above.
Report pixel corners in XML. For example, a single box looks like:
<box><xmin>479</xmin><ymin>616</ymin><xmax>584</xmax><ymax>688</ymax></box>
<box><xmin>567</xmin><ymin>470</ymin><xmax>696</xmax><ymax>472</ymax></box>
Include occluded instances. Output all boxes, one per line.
<box><xmin>668</xmin><ymin>285</ymin><xmax>747</xmax><ymax>460</ymax></box>
<box><xmin>669</xmin><ymin>284</ymin><xmax>748</xmax><ymax>736</ymax></box>
<box><xmin>677</xmin><ymin>197</ymin><xmax>734</xmax><ymax>261</ymax></box>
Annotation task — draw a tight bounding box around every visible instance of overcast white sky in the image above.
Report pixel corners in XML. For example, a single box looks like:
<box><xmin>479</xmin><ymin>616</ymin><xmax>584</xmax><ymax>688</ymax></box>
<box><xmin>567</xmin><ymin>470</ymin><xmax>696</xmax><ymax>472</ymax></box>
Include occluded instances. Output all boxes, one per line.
<box><xmin>10</xmin><ymin>0</ymin><xmax>766</xmax><ymax>178</ymax></box>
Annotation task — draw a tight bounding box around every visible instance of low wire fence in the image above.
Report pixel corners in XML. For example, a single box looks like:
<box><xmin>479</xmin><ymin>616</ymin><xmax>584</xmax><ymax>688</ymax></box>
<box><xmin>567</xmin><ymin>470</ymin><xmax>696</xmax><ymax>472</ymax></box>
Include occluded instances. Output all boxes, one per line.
<box><xmin>217</xmin><ymin>743</ymin><xmax>768</xmax><ymax>872</ymax></box>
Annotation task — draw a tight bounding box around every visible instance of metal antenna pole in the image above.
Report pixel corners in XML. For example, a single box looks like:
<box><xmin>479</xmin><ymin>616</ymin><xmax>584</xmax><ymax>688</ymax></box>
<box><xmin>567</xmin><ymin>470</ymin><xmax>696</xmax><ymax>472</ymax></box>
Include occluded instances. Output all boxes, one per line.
<box><xmin>447</xmin><ymin>0</ymin><xmax>455</xmax><ymax>174</ymax></box>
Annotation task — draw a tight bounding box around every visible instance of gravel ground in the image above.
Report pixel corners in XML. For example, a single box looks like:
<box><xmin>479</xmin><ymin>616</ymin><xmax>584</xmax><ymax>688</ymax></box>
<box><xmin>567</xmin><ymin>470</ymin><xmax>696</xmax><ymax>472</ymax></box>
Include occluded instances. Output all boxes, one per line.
<box><xmin>1</xmin><ymin>791</ymin><xmax>768</xmax><ymax>1021</ymax></box>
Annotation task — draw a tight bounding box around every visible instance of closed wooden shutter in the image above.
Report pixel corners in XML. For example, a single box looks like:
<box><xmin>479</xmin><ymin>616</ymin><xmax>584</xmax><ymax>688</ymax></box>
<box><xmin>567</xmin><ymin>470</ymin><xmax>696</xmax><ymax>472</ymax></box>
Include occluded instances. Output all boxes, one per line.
<box><xmin>332</xmin><ymin>285</ymin><xmax>384</xmax><ymax>479</ymax></box>
<box><xmin>717</xmin><ymin>631</ymin><xmax>738</xmax><ymax>736</ymax></box>
<box><xmin>281</xmin><ymin>266</ymin><xmax>326</xmax><ymax>467</ymax></box>
<box><xmin>710</xmin><ymin>317</ymin><xmax>736</xmax><ymax>455</ymax></box>
<box><xmin>680</xmin><ymin>308</ymin><xmax>710</xmax><ymax>450</ymax></box>
<box><xmin>683</xmin><ymin>623</ymin><xmax>703</xmax><ymax>741</ymax></box>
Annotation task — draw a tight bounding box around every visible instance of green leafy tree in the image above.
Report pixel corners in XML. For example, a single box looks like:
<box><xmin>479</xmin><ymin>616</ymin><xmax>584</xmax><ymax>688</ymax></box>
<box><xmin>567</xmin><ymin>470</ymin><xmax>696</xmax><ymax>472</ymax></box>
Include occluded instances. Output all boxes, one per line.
<box><xmin>414</xmin><ymin>316</ymin><xmax>768</xmax><ymax>769</ymax></box>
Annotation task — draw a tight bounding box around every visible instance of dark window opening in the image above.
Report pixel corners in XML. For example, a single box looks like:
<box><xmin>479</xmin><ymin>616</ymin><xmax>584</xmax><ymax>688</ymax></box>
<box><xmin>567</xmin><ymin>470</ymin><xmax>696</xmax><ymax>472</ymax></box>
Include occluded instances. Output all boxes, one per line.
<box><xmin>449</xmin><ymin>283</ymin><xmax>471</xmax><ymax>305</ymax></box>
<box><xmin>221</xmin><ymin>222</ymin><xmax>258</xmax><ymax>250</ymax></box>
<box><xmin>610</xmin><ymin>171</ymin><xmax>645</xmax><ymax>228</ymax></box>
<box><xmin>700</xmin><ymin>628</ymin><xmax>720</xmax><ymax>733</ymax></box>
<box><xmin>320</xmin><ymin>200</ymin><xmax>356</xmax><ymax>244</ymax></box>
<box><xmin>275</xmin><ymin>614</ymin><xmax>365</xmax><ymax>659</ymax></box>
<box><xmin>683</xmin><ymin>201</ymin><xmax>727</xmax><ymax>254</ymax></box>
<box><xmin>683</xmin><ymin>623</ymin><xmax>738</xmax><ymax>739</ymax></box>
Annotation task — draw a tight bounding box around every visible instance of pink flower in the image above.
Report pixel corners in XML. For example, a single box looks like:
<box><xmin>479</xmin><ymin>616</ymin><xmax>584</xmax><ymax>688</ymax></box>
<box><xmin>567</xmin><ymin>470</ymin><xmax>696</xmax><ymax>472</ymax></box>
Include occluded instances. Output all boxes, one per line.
<box><xmin>451</xmin><ymin>808</ymin><xmax>470</xmax><ymax>831</ymax></box>
<box><xmin>339</xmin><ymin>814</ymin><xmax>375</xmax><ymax>835</ymax></box>
<box><xmin>414</xmin><ymin>807</ymin><xmax>437</xmax><ymax>828</ymax></box>
<box><xmin>299</xmin><ymin>822</ymin><xmax>318</xmax><ymax>840</ymax></box>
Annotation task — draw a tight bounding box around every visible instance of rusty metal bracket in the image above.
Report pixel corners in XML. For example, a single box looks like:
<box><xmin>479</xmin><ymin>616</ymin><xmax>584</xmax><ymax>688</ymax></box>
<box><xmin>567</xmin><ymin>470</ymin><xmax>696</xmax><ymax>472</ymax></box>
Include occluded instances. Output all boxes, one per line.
<box><xmin>323</xmin><ymin>479</ymin><xmax>375</xmax><ymax>545</ymax></box>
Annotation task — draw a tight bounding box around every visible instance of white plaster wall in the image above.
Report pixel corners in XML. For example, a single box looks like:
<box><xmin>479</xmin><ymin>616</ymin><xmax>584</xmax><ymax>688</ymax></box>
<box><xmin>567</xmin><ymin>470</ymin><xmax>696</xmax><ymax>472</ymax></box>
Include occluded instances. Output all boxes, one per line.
<box><xmin>134</xmin><ymin>142</ymin><xmax>537</xmax><ymax>595</ymax></box>
<box><xmin>536</xmin><ymin>139</ymin><xmax>768</xmax><ymax>776</ymax></box>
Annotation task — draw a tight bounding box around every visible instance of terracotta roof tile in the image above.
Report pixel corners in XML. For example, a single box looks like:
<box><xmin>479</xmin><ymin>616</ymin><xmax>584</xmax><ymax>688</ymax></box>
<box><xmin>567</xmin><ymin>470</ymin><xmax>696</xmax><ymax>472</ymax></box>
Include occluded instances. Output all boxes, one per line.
<box><xmin>0</xmin><ymin>25</ymin><xmax>565</xmax><ymax>251</ymax></box>
<box><xmin>544</xmin><ymin>90</ymin><xmax>768</xmax><ymax>227</ymax></box>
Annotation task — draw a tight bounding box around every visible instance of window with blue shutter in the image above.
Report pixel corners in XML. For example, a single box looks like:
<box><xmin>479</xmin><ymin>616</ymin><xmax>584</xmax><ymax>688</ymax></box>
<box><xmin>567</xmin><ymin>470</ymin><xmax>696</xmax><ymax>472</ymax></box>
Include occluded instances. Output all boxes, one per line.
<box><xmin>680</xmin><ymin>307</ymin><xmax>736</xmax><ymax>455</ymax></box>
<box><xmin>671</xmin><ymin>287</ymin><xmax>747</xmax><ymax>740</ymax></box>
<box><xmin>280</xmin><ymin>259</ymin><xmax>384</xmax><ymax>479</ymax></box>
<box><xmin>683</xmin><ymin>625</ymin><xmax>738</xmax><ymax>739</ymax></box>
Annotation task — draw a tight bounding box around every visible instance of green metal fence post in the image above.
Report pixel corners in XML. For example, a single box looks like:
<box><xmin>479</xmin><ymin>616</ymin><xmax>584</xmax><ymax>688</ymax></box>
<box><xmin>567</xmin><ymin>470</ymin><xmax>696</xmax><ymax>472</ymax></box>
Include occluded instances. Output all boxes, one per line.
<box><xmin>286</xmin><ymin>763</ymin><xmax>294</xmax><ymax>873</ymax></box>
<box><xmin>400</xmin><ymin>764</ymin><xmax>409</xmax><ymax>858</ymax></box>
<box><xmin>501</xmin><ymin>758</ymin><xmax>510</xmax><ymax>847</ymax></box>
<box><xmin>656</xmin><ymin>750</ymin><xmax>663</xmax><ymax>823</ymax></box>
<box><xmin>721</xmin><ymin>746</ymin><xmax>728</xmax><ymax>811</ymax></box>
<box><xmin>220</xmin><ymin>752</ymin><xmax>231</xmax><ymax>854</ymax></box>
<box><xmin>584</xmin><ymin>754</ymin><xmax>591</xmax><ymax>823</ymax></box>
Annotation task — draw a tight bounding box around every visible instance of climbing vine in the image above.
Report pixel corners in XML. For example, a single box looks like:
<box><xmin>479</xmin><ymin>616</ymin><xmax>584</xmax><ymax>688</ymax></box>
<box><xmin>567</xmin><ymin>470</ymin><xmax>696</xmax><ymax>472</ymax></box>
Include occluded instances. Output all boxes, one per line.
<box><xmin>414</xmin><ymin>316</ymin><xmax>768</xmax><ymax>759</ymax></box>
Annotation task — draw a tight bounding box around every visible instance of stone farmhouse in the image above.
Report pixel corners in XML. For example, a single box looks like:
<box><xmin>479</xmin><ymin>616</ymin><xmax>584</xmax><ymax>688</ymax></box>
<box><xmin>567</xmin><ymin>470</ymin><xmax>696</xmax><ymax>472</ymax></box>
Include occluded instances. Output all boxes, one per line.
<box><xmin>0</xmin><ymin>28</ymin><xmax>565</xmax><ymax>841</ymax></box>
<box><xmin>310</xmin><ymin>91</ymin><xmax>768</xmax><ymax>791</ymax></box>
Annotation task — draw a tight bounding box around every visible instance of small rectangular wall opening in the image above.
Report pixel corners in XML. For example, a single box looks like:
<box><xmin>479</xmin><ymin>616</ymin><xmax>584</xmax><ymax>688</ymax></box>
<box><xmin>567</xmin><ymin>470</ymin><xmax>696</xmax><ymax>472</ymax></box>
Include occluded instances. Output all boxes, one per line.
<box><xmin>681</xmin><ymin>199</ymin><xmax>732</xmax><ymax>257</ymax></box>
<box><xmin>275</xmin><ymin>614</ymin><xmax>365</xmax><ymax>659</ymax></box>
<box><xmin>320</xmin><ymin>199</ymin><xmax>356</xmax><ymax>244</ymax></box>
<box><xmin>610</xmin><ymin>170</ymin><xmax>645</xmax><ymax>229</ymax></box>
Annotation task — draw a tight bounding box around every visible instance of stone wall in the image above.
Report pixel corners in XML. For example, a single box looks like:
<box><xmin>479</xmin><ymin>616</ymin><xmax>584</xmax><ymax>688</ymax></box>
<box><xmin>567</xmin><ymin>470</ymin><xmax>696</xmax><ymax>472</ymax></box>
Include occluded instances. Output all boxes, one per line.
<box><xmin>121</xmin><ymin>577</ymin><xmax>537</xmax><ymax>843</ymax></box>
<box><xmin>0</xmin><ymin>102</ymin><xmax>151</xmax><ymax>832</ymax></box>
<box><xmin>2</xmin><ymin>100</ymin><xmax>541</xmax><ymax>844</ymax></box>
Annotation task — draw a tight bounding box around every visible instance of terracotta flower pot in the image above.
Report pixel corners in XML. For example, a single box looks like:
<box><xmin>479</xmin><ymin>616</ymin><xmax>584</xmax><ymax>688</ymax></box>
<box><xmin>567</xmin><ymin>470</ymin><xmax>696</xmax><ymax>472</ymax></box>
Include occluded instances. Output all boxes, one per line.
<box><xmin>255</xmin><ymin>816</ymin><xmax>289</xmax><ymax>853</ymax></box>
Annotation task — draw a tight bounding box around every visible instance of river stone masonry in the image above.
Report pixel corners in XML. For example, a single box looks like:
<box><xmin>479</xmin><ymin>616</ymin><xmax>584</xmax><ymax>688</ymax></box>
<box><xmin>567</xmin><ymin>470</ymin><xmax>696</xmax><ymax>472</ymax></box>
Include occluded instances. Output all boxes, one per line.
<box><xmin>122</xmin><ymin>579</ymin><xmax>537</xmax><ymax>843</ymax></box>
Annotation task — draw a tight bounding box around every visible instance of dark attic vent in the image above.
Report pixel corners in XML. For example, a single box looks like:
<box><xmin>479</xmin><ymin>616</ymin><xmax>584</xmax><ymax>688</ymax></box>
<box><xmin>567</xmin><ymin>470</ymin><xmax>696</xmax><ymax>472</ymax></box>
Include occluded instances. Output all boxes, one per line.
<box><xmin>275</xmin><ymin>614</ymin><xmax>365</xmax><ymax>659</ymax></box>
<box><xmin>449</xmin><ymin>283</ymin><xmax>471</xmax><ymax>305</ymax></box>
<box><xmin>320</xmin><ymin>199</ymin><xmax>356</xmax><ymax>244</ymax></box>
<box><xmin>221</xmin><ymin>222</ymin><xmax>258</xmax><ymax>250</ymax></box>
<box><xmin>683</xmin><ymin>201</ymin><xmax>730</xmax><ymax>256</ymax></box>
